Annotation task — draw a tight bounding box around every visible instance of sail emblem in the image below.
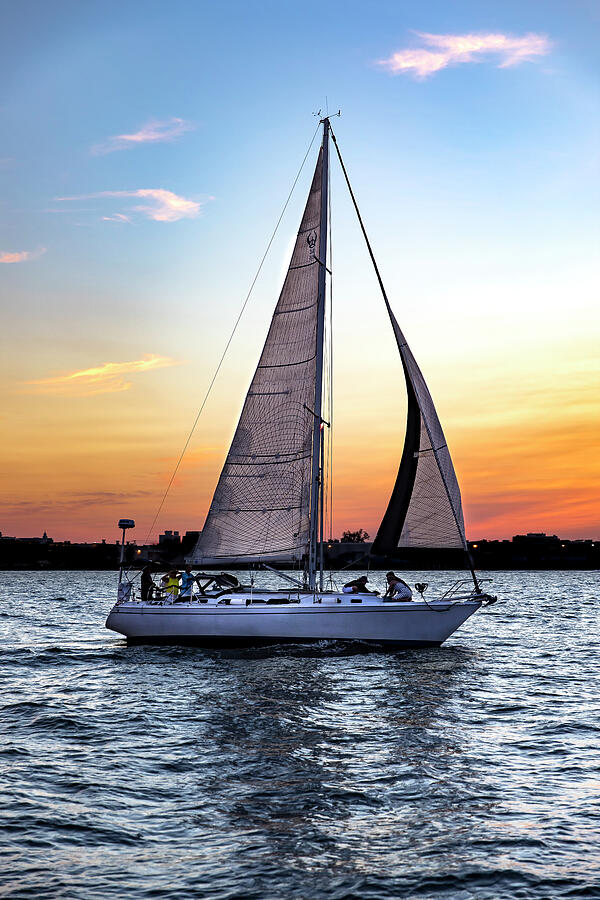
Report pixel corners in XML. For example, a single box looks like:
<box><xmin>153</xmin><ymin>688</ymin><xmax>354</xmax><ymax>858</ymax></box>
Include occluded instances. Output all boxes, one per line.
<box><xmin>306</xmin><ymin>230</ymin><xmax>317</xmax><ymax>257</ymax></box>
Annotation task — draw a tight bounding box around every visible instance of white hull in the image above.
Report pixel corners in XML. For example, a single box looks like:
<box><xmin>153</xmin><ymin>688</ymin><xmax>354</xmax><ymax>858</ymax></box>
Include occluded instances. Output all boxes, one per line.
<box><xmin>106</xmin><ymin>591</ymin><xmax>483</xmax><ymax>647</ymax></box>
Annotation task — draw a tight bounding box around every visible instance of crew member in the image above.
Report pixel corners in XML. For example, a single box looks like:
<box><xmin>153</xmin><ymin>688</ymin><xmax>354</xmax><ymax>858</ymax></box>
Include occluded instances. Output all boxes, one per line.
<box><xmin>342</xmin><ymin>575</ymin><xmax>377</xmax><ymax>594</ymax></box>
<box><xmin>180</xmin><ymin>565</ymin><xmax>197</xmax><ymax>598</ymax></box>
<box><xmin>164</xmin><ymin>570</ymin><xmax>180</xmax><ymax>599</ymax></box>
<box><xmin>384</xmin><ymin>571</ymin><xmax>413</xmax><ymax>600</ymax></box>
<box><xmin>140</xmin><ymin>564</ymin><xmax>155</xmax><ymax>603</ymax></box>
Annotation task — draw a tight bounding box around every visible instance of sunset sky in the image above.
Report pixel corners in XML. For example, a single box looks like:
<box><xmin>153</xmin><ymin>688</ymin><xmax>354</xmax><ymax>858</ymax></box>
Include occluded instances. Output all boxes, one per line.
<box><xmin>2</xmin><ymin>0</ymin><xmax>599</xmax><ymax>544</ymax></box>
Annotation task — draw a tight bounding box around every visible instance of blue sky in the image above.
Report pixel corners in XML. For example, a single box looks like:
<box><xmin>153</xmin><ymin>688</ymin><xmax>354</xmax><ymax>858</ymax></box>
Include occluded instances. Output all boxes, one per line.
<box><xmin>1</xmin><ymin>0</ymin><xmax>599</xmax><ymax>540</ymax></box>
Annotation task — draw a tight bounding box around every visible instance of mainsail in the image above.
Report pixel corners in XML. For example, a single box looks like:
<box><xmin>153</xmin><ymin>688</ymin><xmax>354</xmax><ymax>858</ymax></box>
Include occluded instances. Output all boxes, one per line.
<box><xmin>372</xmin><ymin>305</ymin><xmax>467</xmax><ymax>552</ymax></box>
<box><xmin>188</xmin><ymin>150</ymin><xmax>325</xmax><ymax>565</ymax></box>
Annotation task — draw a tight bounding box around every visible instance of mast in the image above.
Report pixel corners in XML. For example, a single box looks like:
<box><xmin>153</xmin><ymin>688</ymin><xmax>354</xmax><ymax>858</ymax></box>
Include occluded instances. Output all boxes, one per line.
<box><xmin>308</xmin><ymin>117</ymin><xmax>330</xmax><ymax>591</ymax></box>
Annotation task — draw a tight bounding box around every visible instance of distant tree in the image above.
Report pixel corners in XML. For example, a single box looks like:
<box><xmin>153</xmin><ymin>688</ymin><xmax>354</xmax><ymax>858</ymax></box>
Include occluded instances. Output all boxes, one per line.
<box><xmin>341</xmin><ymin>529</ymin><xmax>370</xmax><ymax>543</ymax></box>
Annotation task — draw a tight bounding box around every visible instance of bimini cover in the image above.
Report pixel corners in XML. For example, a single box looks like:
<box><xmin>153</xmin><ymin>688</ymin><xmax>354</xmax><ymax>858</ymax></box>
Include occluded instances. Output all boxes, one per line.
<box><xmin>372</xmin><ymin>304</ymin><xmax>467</xmax><ymax>553</ymax></box>
<box><xmin>188</xmin><ymin>150</ymin><xmax>324</xmax><ymax>566</ymax></box>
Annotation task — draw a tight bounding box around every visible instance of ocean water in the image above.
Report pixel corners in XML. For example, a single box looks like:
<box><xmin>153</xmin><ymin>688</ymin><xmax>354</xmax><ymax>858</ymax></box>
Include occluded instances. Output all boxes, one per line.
<box><xmin>0</xmin><ymin>569</ymin><xmax>599</xmax><ymax>899</ymax></box>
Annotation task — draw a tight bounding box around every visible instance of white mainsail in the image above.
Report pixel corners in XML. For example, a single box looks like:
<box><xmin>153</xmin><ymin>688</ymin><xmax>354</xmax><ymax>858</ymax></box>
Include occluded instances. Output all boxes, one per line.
<box><xmin>188</xmin><ymin>151</ymin><xmax>325</xmax><ymax>565</ymax></box>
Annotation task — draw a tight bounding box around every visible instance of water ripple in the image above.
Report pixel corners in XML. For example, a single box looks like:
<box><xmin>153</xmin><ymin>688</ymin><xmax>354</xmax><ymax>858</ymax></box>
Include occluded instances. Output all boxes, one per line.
<box><xmin>0</xmin><ymin>570</ymin><xmax>599</xmax><ymax>898</ymax></box>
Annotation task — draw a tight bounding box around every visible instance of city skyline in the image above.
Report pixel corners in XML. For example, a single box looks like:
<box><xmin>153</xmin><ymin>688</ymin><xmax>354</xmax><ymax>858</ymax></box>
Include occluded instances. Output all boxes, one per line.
<box><xmin>2</xmin><ymin>1</ymin><xmax>599</xmax><ymax>544</ymax></box>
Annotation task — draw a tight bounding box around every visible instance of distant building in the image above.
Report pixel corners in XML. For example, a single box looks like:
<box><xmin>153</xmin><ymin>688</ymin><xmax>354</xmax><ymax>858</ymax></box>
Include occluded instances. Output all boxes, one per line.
<box><xmin>181</xmin><ymin>531</ymin><xmax>201</xmax><ymax>555</ymax></box>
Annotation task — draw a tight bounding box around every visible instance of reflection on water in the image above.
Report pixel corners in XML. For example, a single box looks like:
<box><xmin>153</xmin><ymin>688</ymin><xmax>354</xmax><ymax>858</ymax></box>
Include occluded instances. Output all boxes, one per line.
<box><xmin>0</xmin><ymin>570</ymin><xmax>599</xmax><ymax>898</ymax></box>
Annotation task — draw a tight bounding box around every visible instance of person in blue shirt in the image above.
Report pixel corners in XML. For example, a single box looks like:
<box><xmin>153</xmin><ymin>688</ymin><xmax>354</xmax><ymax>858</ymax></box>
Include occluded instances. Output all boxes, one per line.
<box><xmin>180</xmin><ymin>565</ymin><xmax>197</xmax><ymax>598</ymax></box>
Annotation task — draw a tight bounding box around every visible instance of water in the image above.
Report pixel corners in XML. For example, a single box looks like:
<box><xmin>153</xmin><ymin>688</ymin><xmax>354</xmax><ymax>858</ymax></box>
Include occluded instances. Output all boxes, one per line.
<box><xmin>1</xmin><ymin>570</ymin><xmax>599</xmax><ymax>899</ymax></box>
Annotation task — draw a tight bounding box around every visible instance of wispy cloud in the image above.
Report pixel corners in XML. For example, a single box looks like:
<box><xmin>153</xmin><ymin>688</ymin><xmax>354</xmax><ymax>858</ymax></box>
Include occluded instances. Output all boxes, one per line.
<box><xmin>25</xmin><ymin>354</ymin><xmax>179</xmax><ymax>396</ymax></box>
<box><xmin>55</xmin><ymin>189</ymin><xmax>203</xmax><ymax>222</ymax></box>
<box><xmin>91</xmin><ymin>117</ymin><xmax>194</xmax><ymax>155</ymax></box>
<box><xmin>0</xmin><ymin>247</ymin><xmax>47</xmax><ymax>264</ymax></box>
<box><xmin>102</xmin><ymin>213</ymin><xmax>132</xmax><ymax>224</ymax></box>
<box><xmin>2</xmin><ymin>490</ymin><xmax>155</xmax><ymax>514</ymax></box>
<box><xmin>379</xmin><ymin>31</ymin><xmax>552</xmax><ymax>79</ymax></box>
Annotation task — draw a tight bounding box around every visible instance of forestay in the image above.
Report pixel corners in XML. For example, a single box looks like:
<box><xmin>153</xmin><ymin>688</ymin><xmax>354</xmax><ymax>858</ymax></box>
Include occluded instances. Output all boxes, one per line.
<box><xmin>327</xmin><ymin>126</ymin><xmax>467</xmax><ymax>557</ymax></box>
<box><xmin>188</xmin><ymin>151</ymin><xmax>324</xmax><ymax>564</ymax></box>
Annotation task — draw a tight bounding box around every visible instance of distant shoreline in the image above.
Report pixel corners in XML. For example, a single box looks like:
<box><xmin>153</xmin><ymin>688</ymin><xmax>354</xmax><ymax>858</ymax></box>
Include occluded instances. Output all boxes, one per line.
<box><xmin>1</xmin><ymin>532</ymin><xmax>598</xmax><ymax>572</ymax></box>
<box><xmin>1</xmin><ymin>564</ymin><xmax>598</xmax><ymax>573</ymax></box>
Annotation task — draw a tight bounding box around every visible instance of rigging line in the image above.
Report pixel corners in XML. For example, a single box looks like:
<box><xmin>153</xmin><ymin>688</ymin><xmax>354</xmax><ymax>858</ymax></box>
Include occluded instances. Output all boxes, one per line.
<box><xmin>330</xmin><ymin>124</ymin><xmax>478</xmax><ymax>590</ymax></box>
<box><xmin>336</xmin><ymin>550</ymin><xmax>370</xmax><ymax>573</ymax></box>
<box><xmin>329</xmin><ymin>124</ymin><xmax>392</xmax><ymax>312</ymax></box>
<box><xmin>143</xmin><ymin>122</ymin><xmax>322</xmax><ymax>545</ymax></box>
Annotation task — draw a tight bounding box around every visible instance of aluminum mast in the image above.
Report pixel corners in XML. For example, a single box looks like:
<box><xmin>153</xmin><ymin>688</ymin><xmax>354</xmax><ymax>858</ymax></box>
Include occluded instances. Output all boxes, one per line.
<box><xmin>308</xmin><ymin>117</ymin><xmax>330</xmax><ymax>591</ymax></box>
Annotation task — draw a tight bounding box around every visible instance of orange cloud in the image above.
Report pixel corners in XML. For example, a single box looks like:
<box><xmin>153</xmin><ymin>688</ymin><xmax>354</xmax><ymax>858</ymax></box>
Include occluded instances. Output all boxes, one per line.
<box><xmin>379</xmin><ymin>31</ymin><xmax>552</xmax><ymax>79</ymax></box>
<box><xmin>0</xmin><ymin>247</ymin><xmax>47</xmax><ymax>263</ymax></box>
<box><xmin>91</xmin><ymin>117</ymin><xmax>194</xmax><ymax>154</ymax></box>
<box><xmin>55</xmin><ymin>189</ymin><xmax>202</xmax><ymax>222</ymax></box>
<box><xmin>25</xmin><ymin>354</ymin><xmax>180</xmax><ymax>396</ymax></box>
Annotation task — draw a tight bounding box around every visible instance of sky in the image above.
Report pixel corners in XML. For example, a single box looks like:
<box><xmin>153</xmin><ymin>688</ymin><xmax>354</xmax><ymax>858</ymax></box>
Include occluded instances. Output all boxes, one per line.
<box><xmin>1</xmin><ymin>0</ymin><xmax>599</xmax><ymax>544</ymax></box>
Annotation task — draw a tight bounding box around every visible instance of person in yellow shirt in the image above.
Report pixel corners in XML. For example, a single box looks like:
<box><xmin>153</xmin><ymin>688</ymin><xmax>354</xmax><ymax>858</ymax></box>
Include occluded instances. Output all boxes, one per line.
<box><xmin>164</xmin><ymin>570</ymin><xmax>180</xmax><ymax>599</ymax></box>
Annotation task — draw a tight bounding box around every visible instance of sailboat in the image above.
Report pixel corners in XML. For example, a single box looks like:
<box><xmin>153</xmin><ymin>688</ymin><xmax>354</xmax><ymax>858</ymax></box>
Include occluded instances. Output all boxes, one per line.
<box><xmin>106</xmin><ymin>117</ymin><xmax>496</xmax><ymax>647</ymax></box>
